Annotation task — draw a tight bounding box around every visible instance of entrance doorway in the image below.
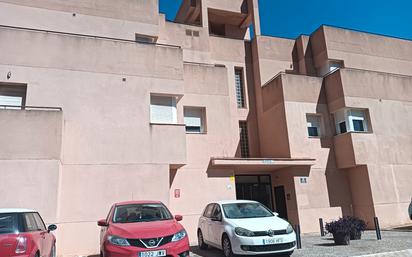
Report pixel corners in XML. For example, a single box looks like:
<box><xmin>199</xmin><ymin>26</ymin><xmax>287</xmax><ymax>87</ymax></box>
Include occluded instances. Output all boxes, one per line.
<box><xmin>274</xmin><ymin>186</ymin><xmax>288</xmax><ymax>220</ymax></box>
<box><xmin>235</xmin><ymin>175</ymin><xmax>274</xmax><ymax>210</ymax></box>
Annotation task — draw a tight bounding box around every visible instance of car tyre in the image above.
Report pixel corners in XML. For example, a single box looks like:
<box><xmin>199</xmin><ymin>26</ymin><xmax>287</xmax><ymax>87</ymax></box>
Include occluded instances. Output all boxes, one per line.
<box><xmin>49</xmin><ymin>244</ymin><xmax>56</xmax><ymax>257</ymax></box>
<box><xmin>222</xmin><ymin>234</ymin><xmax>235</xmax><ymax>257</ymax></box>
<box><xmin>198</xmin><ymin>230</ymin><xmax>208</xmax><ymax>250</ymax></box>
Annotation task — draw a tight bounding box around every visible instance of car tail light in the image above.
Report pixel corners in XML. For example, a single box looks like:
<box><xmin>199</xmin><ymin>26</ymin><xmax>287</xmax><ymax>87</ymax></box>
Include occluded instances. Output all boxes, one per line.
<box><xmin>15</xmin><ymin>236</ymin><xmax>27</xmax><ymax>254</ymax></box>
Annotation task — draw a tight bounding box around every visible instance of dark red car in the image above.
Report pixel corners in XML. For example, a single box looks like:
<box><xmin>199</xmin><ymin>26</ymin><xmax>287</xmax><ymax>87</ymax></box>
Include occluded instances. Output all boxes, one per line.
<box><xmin>98</xmin><ymin>201</ymin><xmax>189</xmax><ymax>257</ymax></box>
<box><xmin>0</xmin><ymin>209</ymin><xmax>57</xmax><ymax>257</ymax></box>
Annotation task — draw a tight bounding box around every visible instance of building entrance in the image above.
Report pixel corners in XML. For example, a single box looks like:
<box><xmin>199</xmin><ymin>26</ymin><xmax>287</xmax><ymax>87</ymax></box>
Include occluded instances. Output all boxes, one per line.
<box><xmin>235</xmin><ymin>175</ymin><xmax>274</xmax><ymax>210</ymax></box>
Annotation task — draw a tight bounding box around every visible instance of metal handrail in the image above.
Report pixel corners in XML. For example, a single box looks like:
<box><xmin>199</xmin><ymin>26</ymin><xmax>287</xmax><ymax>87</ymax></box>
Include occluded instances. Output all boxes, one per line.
<box><xmin>0</xmin><ymin>105</ymin><xmax>62</xmax><ymax>111</ymax></box>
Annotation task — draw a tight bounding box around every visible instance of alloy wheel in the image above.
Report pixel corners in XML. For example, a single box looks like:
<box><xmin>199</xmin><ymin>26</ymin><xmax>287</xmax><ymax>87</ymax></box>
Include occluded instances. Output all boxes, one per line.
<box><xmin>222</xmin><ymin>236</ymin><xmax>233</xmax><ymax>257</ymax></box>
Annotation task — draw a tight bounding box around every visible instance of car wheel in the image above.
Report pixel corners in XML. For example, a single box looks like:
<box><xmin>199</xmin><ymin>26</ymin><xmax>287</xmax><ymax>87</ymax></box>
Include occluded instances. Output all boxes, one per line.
<box><xmin>222</xmin><ymin>235</ymin><xmax>235</xmax><ymax>257</ymax></box>
<box><xmin>49</xmin><ymin>244</ymin><xmax>56</xmax><ymax>257</ymax></box>
<box><xmin>197</xmin><ymin>230</ymin><xmax>208</xmax><ymax>250</ymax></box>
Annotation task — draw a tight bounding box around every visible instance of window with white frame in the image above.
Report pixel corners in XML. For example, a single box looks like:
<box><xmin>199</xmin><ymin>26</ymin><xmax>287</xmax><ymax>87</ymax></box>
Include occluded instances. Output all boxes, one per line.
<box><xmin>184</xmin><ymin>107</ymin><xmax>206</xmax><ymax>133</ymax></box>
<box><xmin>306</xmin><ymin>114</ymin><xmax>322</xmax><ymax>137</ymax></box>
<box><xmin>150</xmin><ymin>95</ymin><xmax>177</xmax><ymax>124</ymax></box>
<box><xmin>334</xmin><ymin>108</ymin><xmax>369</xmax><ymax>134</ymax></box>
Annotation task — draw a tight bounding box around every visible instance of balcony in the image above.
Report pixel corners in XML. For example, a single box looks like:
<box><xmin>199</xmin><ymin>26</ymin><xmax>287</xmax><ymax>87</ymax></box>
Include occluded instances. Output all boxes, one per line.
<box><xmin>149</xmin><ymin>123</ymin><xmax>187</xmax><ymax>168</ymax></box>
<box><xmin>0</xmin><ymin>106</ymin><xmax>63</xmax><ymax>160</ymax></box>
<box><xmin>333</xmin><ymin>132</ymin><xmax>378</xmax><ymax>169</ymax></box>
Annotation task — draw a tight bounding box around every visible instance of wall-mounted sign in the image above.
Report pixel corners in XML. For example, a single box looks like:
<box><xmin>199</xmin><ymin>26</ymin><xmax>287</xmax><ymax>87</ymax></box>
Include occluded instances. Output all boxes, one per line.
<box><xmin>299</xmin><ymin>177</ymin><xmax>308</xmax><ymax>184</ymax></box>
<box><xmin>174</xmin><ymin>189</ymin><xmax>180</xmax><ymax>198</ymax></box>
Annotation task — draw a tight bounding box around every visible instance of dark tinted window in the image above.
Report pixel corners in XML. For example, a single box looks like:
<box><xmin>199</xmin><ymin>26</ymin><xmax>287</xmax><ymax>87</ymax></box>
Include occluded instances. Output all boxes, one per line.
<box><xmin>113</xmin><ymin>204</ymin><xmax>172</xmax><ymax>223</ymax></box>
<box><xmin>203</xmin><ymin>204</ymin><xmax>215</xmax><ymax>218</ymax></box>
<box><xmin>308</xmin><ymin>127</ymin><xmax>319</xmax><ymax>137</ymax></box>
<box><xmin>23</xmin><ymin>213</ymin><xmax>40</xmax><ymax>232</ymax></box>
<box><xmin>33</xmin><ymin>213</ymin><xmax>46</xmax><ymax>231</ymax></box>
<box><xmin>353</xmin><ymin>120</ymin><xmax>365</xmax><ymax>132</ymax></box>
<box><xmin>0</xmin><ymin>213</ymin><xmax>19</xmax><ymax>234</ymax></box>
<box><xmin>339</xmin><ymin>122</ymin><xmax>347</xmax><ymax>133</ymax></box>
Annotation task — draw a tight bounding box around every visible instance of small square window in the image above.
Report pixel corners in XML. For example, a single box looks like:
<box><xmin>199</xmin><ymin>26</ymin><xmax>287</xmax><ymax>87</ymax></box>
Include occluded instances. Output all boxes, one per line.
<box><xmin>184</xmin><ymin>107</ymin><xmax>206</xmax><ymax>134</ymax></box>
<box><xmin>308</xmin><ymin>127</ymin><xmax>319</xmax><ymax>137</ymax></box>
<box><xmin>150</xmin><ymin>95</ymin><xmax>177</xmax><ymax>124</ymax></box>
<box><xmin>339</xmin><ymin>122</ymin><xmax>347</xmax><ymax>133</ymax></box>
<box><xmin>306</xmin><ymin>114</ymin><xmax>321</xmax><ymax>137</ymax></box>
<box><xmin>352</xmin><ymin>119</ymin><xmax>364</xmax><ymax>132</ymax></box>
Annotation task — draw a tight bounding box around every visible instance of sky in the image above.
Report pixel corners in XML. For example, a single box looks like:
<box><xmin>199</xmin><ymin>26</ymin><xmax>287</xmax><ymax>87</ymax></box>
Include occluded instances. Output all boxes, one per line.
<box><xmin>159</xmin><ymin>0</ymin><xmax>412</xmax><ymax>41</ymax></box>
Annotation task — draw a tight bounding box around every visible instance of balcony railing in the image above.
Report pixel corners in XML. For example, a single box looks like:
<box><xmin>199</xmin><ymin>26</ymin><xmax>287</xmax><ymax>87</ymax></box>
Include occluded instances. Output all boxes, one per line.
<box><xmin>0</xmin><ymin>105</ymin><xmax>62</xmax><ymax>111</ymax></box>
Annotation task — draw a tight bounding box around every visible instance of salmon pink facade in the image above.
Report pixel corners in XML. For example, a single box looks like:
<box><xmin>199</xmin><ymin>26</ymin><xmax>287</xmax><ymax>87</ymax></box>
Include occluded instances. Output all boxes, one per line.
<box><xmin>0</xmin><ymin>0</ymin><xmax>411</xmax><ymax>256</ymax></box>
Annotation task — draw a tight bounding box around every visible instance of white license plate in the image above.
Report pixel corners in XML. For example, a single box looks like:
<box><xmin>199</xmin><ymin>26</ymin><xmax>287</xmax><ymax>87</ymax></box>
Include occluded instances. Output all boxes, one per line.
<box><xmin>138</xmin><ymin>250</ymin><xmax>166</xmax><ymax>257</ymax></box>
<box><xmin>263</xmin><ymin>238</ymin><xmax>283</xmax><ymax>245</ymax></box>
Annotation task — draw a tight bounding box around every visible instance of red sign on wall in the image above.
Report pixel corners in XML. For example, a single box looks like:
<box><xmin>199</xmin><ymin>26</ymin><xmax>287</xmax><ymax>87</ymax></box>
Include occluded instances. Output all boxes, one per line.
<box><xmin>174</xmin><ymin>189</ymin><xmax>181</xmax><ymax>198</ymax></box>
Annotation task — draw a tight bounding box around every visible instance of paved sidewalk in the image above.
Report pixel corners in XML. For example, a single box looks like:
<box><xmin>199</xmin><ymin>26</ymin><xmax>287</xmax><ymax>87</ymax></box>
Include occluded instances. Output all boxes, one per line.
<box><xmin>190</xmin><ymin>230</ymin><xmax>412</xmax><ymax>257</ymax></box>
<box><xmin>354</xmin><ymin>249</ymin><xmax>412</xmax><ymax>257</ymax></box>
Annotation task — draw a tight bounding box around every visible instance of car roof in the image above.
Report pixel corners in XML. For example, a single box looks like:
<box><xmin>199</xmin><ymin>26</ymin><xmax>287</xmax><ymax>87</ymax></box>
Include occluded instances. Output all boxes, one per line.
<box><xmin>114</xmin><ymin>200</ymin><xmax>163</xmax><ymax>206</ymax></box>
<box><xmin>214</xmin><ymin>200</ymin><xmax>258</xmax><ymax>205</ymax></box>
<box><xmin>0</xmin><ymin>208</ymin><xmax>37</xmax><ymax>214</ymax></box>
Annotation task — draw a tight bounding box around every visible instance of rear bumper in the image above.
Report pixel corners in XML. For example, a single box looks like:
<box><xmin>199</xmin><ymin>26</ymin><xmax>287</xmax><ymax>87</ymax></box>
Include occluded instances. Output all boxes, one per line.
<box><xmin>103</xmin><ymin>238</ymin><xmax>190</xmax><ymax>257</ymax></box>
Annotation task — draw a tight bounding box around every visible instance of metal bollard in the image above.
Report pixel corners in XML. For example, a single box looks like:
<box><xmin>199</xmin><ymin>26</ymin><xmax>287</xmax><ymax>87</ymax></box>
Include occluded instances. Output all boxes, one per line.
<box><xmin>294</xmin><ymin>224</ymin><xmax>302</xmax><ymax>249</ymax></box>
<box><xmin>374</xmin><ymin>217</ymin><xmax>382</xmax><ymax>240</ymax></box>
<box><xmin>319</xmin><ymin>218</ymin><xmax>325</xmax><ymax>237</ymax></box>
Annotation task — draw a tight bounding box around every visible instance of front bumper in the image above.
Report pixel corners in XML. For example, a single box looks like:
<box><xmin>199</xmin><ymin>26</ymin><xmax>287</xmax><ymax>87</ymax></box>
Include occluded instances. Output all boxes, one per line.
<box><xmin>103</xmin><ymin>237</ymin><xmax>190</xmax><ymax>257</ymax></box>
<box><xmin>231</xmin><ymin>232</ymin><xmax>296</xmax><ymax>255</ymax></box>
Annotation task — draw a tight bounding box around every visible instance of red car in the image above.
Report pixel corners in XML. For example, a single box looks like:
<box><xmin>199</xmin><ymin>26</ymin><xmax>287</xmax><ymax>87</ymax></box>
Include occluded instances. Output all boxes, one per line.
<box><xmin>98</xmin><ymin>201</ymin><xmax>189</xmax><ymax>257</ymax></box>
<box><xmin>0</xmin><ymin>209</ymin><xmax>57</xmax><ymax>257</ymax></box>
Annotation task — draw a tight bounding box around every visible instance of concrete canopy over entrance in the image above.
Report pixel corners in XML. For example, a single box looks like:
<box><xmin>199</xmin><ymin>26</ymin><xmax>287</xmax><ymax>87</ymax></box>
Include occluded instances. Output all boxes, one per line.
<box><xmin>210</xmin><ymin>157</ymin><xmax>316</xmax><ymax>172</ymax></box>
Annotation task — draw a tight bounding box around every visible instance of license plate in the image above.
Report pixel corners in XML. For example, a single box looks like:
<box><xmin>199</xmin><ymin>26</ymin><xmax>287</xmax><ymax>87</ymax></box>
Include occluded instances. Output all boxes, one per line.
<box><xmin>138</xmin><ymin>250</ymin><xmax>166</xmax><ymax>257</ymax></box>
<box><xmin>263</xmin><ymin>238</ymin><xmax>283</xmax><ymax>245</ymax></box>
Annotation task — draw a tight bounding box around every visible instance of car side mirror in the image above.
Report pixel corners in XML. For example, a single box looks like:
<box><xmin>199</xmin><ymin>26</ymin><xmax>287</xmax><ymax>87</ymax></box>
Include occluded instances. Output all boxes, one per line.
<box><xmin>175</xmin><ymin>215</ymin><xmax>183</xmax><ymax>221</ymax></box>
<box><xmin>273</xmin><ymin>212</ymin><xmax>279</xmax><ymax>217</ymax></box>
<box><xmin>47</xmin><ymin>224</ymin><xmax>57</xmax><ymax>232</ymax></box>
<box><xmin>97</xmin><ymin>219</ymin><xmax>108</xmax><ymax>227</ymax></box>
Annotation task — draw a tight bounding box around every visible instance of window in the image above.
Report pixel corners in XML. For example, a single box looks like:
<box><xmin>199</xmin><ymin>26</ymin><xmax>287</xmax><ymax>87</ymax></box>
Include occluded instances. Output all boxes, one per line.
<box><xmin>319</xmin><ymin>60</ymin><xmax>343</xmax><ymax>76</ymax></box>
<box><xmin>334</xmin><ymin>108</ymin><xmax>370</xmax><ymax>134</ymax></box>
<box><xmin>306</xmin><ymin>114</ymin><xmax>321</xmax><ymax>137</ymax></box>
<box><xmin>150</xmin><ymin>95</ymin><xmax>177</xmax><ymax>124</ymax></box>
<box><xmin>33</xmin><ymin>213</ymin><xmax>46</xmax><ymax>231</ymax></box>
<box><xmin>235</xmin><ymin>68</ymin><xmax>246</xmax><ymax>108</ymax></box>
<box><xmin>184</xmin><ymin>107</ymin><xmax>206</xmax><ymax>133</ymax></box>
<box><xmin>23</xmin><ymin>213</ymin><xmax>39</xmax><ymax>232</ymax></box>
<box><xmin>203</xmin><ymin>204</ymin><xmax>215</xmax><ymax>218</ymax></box>
<box><xmin>0</xmin><ymin>84</ymin><xmax>27</xmax><ymax>109</ymax></box>
<box><xmin>211</xmin><ymin>205</ymin><xmax>222</xmax><ymax>221</ymax></box>
<box><xmin>239</xmin><ymin>121</ymin><xmax>250</xmax><ymax>158</ymax></box>
<box><xmin>348</xmin><ymin>109</ymin><xmax>368</xmax><ymax>132</ymax></box>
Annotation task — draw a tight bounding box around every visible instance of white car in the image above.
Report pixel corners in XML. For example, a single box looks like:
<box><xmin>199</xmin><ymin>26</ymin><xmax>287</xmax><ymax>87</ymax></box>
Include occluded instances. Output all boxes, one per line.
<box><xmin>197</xmin><ymin>200</ymin><xmax>296</xmax><ymax>257</ymax></box>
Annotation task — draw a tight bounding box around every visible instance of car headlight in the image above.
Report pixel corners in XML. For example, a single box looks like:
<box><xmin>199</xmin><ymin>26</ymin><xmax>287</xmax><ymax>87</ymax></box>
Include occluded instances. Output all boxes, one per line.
<box><xmin>107</xmin><ymin>235</ymin><xmax>130</xmax><ymax>246</ymax></box>
<box><xmin>172</xmin><ymin>229</ymin><xmax>187</xmax><ymax>242</ymax></box>
<box><xmin>234</xmin><ymin>227</ymin><xmax>255</xmax><ymax>237</ymax></box>
<box><xmin>286</xmin><ymin>224</ymin><xmax>294</xmax><ymax>234</ymax></box>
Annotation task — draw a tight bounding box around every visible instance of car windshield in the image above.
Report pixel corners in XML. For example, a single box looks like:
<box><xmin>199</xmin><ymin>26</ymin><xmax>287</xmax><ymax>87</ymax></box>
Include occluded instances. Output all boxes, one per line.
<box><xmin>113</xmin><ymin>204</ymin><xmax>173</xmax><ymax>223</ymax></box>
<box><xmin>0</xmin><ymin>213</ymin><xmax>19</xmax><ymax>234</ymax></box>
<box><xmin>222</xmin><ymin>202</ymin><xmax>274</xmax><ymax>219</ymax></box>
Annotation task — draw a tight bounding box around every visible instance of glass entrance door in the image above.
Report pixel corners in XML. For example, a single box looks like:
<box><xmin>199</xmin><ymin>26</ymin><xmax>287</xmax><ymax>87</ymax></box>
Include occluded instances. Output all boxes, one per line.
<box><xmin>235</xmin><ymin>175</ymin><xmax>274</xmax><ymax>210</ymax></box>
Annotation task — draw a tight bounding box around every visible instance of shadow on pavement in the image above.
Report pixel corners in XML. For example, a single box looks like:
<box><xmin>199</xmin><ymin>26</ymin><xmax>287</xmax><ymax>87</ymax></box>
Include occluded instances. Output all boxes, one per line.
<box><xmin>190</xmin><ymin>246</ymin><xmax>293</xmax><ymax>257</ymax></box>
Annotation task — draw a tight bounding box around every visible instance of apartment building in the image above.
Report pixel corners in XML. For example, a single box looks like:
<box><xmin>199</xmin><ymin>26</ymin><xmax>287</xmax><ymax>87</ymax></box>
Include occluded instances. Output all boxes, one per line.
<box><xmin>0</xmin><ymin>0</ymin><xmax>411</xmax><ymax>256</ymax></box>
